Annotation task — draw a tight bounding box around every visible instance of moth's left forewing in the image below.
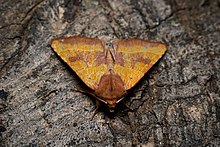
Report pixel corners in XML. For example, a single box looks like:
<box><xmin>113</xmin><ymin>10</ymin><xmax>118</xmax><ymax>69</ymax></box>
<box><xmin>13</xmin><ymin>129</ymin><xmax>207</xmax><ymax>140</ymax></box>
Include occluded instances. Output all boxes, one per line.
<box><xmin>51</xmin><ymin>36</ymin><xmax>108</xmax><ymax>90</ymax></box>
<box><xmin>112</xmin><ymin>39</ymin><xmax>167</xmax><ymax>90</ymax></box>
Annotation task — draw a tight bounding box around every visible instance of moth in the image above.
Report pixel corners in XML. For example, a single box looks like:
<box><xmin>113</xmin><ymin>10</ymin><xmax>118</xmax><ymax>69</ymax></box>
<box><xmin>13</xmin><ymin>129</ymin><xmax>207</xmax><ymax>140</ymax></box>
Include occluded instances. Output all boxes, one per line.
<box><xmin>51</xmin><ymin>36</ymin><xmax>167</xmax><ymax>113</ymax></box>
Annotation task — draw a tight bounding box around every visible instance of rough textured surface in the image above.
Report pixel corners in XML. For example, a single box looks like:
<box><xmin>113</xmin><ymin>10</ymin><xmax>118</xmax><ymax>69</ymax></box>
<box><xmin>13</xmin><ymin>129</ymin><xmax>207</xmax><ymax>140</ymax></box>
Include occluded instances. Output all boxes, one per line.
<box><xmin>0</xmin><ymin>0</ymin><xmax>219</xmax><ymax>146</ymax></box>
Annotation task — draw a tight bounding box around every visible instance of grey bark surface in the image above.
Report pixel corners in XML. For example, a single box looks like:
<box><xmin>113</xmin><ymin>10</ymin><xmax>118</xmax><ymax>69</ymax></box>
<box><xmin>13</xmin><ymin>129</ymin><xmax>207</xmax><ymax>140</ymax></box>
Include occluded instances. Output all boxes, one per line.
<box><xmin>0</xmin><ymin>0</ymin><xmax>220</xmax><ymax>146</ymax></box>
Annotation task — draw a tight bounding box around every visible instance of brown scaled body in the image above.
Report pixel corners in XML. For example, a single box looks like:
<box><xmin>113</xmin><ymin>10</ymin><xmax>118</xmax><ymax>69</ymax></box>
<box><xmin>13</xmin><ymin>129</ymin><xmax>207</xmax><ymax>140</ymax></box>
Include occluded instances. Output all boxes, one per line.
<box><xmin>95</xmin><ymin>70</ymin><xmax>126</xmax><ymax>112</ymax></box>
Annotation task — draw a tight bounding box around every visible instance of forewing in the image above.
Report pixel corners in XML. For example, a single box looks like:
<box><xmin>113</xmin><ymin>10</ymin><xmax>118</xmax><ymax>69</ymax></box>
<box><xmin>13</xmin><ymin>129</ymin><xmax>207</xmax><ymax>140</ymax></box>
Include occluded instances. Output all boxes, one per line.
<box><xmin>51</xmin><ymin>36</ymin><xmax>108</xmax><ymax>90</ymax></box>
<box><xmin>113</xmin><ymin>39</ymin><xmax>167</xmax><ymax>90</ymax></box>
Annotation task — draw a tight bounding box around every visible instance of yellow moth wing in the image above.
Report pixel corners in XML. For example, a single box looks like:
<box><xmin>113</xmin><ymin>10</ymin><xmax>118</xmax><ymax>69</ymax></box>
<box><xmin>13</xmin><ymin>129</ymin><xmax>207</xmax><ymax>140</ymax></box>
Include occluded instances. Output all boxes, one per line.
<box><xmin>113</xmin><ymin>39</ymin><xmax>167</xmax><ymax>90</ymax></box>
<box><xmin>51</xmin><ymin>36</ymin><xmax>108</xmax><ymax>90</ymax></box>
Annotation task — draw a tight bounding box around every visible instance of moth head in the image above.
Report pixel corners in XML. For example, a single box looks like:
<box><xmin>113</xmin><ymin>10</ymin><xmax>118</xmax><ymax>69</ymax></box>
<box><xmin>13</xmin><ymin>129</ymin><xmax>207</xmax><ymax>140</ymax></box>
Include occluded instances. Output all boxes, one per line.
<box><xmin>103</xmin><ymin>97</ymin><xmax>124</xmax><ymax>112</ymax></box>
<box><xmin>106</xmin><ymin>99</ymin><xmax>117</xmax><ymax>112</ymax></box>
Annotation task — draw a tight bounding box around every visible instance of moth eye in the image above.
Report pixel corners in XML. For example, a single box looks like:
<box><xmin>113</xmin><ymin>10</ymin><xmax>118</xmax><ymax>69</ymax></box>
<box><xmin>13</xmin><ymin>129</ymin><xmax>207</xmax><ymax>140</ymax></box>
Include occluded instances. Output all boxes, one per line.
<box><xmin>105</xmin><ymin>42</ymin><xmax>112</xmax><ymax>47</ymax></box>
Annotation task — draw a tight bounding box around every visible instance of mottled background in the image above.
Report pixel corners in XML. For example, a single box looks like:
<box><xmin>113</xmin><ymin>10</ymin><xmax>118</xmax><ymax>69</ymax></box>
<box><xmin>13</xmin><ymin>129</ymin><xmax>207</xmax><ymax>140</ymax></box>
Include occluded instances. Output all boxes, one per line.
<box><xmin>0</xmin><ymin>0</ymin><xmax>219</xmax><ymax>146</ymax></box>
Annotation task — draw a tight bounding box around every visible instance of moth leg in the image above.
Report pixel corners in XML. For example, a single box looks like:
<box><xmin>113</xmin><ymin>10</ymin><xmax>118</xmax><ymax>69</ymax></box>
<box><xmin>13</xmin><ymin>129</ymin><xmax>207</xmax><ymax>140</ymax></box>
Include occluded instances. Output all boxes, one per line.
<box><xmin>72</xmin><ymin>88</ymin><xmax>87</xmax><ymax>94</ymax></box>
<box><xmin>72</xmin><ymin>88</ymin><xmax>101</xmax><ymax>119</ymax></box>
<box><xmin>72</xmin><ymin>88</ymin><xmax>97</xmax><ymax>98</ymax></box>
<box><xmin>123</xmin><ymin>102</ymin><xmax>134</xmax><ymax>111</ymax></box>
<box><xmin>91</xmin><ymin>100</ymin><xmax>101</xmax><ymax>120</ymax></box>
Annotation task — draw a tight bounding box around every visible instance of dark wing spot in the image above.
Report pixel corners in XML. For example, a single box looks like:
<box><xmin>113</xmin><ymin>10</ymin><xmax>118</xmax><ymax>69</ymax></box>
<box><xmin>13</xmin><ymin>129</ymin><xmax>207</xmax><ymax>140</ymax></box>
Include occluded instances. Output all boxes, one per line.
<box><xmin>69</xmin><ymin>56</ymin><xmax>78</xmax><ymax>62</ymax></box>
<box><xmin>131</xmin><ymin>53</ymin><xmax>151</xmax><ymax>68</ymax></box>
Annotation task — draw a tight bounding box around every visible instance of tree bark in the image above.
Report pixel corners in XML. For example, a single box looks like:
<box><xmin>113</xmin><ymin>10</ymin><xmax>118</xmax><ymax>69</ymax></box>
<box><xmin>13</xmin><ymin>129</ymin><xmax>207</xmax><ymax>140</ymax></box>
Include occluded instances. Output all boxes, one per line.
<box><xmin>0</xmin><ymin>0</ymin><xmax>219</xmax><ymax>146</ymax></box>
